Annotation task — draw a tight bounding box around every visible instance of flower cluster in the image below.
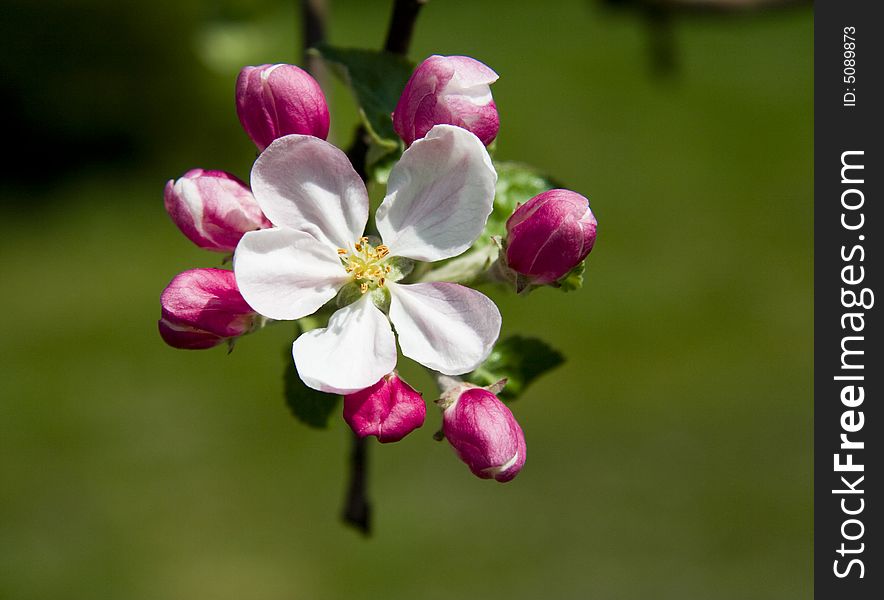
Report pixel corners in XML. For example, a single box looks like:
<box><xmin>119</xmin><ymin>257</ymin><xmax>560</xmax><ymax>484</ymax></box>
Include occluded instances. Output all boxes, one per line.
<box><xmin>158</xmin><ymin>55</ymin><xmax>598</xmax><ymax>484</ymax></box>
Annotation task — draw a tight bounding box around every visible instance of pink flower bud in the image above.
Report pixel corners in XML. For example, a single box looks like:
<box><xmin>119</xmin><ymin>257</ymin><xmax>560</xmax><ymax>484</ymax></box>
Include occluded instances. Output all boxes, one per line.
<box><xmin>393</xmin><ymin>55</ymin><xmax>499</xmax><ymax>146</ymax></box>
<box><xmin>164</xmin><ymin>169</ymin><xmax>271</xmax><ymax>253</ymax></box>
<box><xmin>235</xmin><ymin>64</ymin><xmax>331</xmax><ymax>150</ymax></box>
<box><xmin>158</xmin><ymin>268</ymin><xmax>258</xmax><ymax>350</ymax></box>
<box><xmin>505</xmin><ymin>189</ymin><xmax>598</xmax><ymax>285</ymax></box>
<box><xmin>343</xmin><ymin>374</ymin><xmax>426</xmax><ymax>443</ymax></box>
<box><xmin>442</xmin><ymin>388</ymin><xmax>526</xmax><ymax>482</ymax></box>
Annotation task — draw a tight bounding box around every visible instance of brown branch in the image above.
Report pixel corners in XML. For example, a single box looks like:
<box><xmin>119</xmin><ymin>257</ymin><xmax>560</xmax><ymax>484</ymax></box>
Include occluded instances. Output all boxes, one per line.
<box><xmin>384</xmin><ymin>0</ymin><xmax>429</xmax><ymax>56</ymax></box>
<box><xmin>301</xmin><ymin>0</ymin><xmax>327</xmax><ymax>80</ymax></box>
<box><xmin>296</xmin><ymin>0</ymin><xmax>375</xmax><ymax>537</ymax></box>
<box><xmin>339</xmin><ymin>0</ymin><xmax>428</xmax><ymax>537</ymax></box>
<box><xmin>345</xmin><ymin>0</ymin><xmax>428</xmax><ymax>183</ymax></box>
<box><xmin>342</xmin><ymin>434</ymin><xmax>371</xmax><ymax>535</ymax></box>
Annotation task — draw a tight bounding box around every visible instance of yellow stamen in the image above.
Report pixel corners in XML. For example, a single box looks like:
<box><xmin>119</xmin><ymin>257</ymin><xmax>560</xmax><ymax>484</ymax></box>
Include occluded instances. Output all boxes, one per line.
<box><xmin>340</xmin><ymin>236</ymin><xmax>394</xmax><ymax>294</ymax></box>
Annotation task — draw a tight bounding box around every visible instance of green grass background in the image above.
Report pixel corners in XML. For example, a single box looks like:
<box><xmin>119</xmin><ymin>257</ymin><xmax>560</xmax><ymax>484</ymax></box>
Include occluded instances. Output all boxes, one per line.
<box><xmin>0</xmin><ymin>1</ymin><xmax>812</xmax><ymax>598</ymax></box>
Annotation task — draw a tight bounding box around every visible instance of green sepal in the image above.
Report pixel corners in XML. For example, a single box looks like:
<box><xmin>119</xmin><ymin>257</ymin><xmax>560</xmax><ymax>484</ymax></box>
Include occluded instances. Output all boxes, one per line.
<box><xmin>465</xmin><ymin>335</ymin><xmax>565</xmax><ymax>401</ymax></box>
<box><xmin>370</xmin><ymin>286</ymin><xmax>391</xmax><ymax>313</ymax></box>
<box><xmin>555</xmin><ymin>261</ymin><xmax>586</xmax><ymax>292</ymax></box>
<box><xmin>385</xmin><ymin>256</ymin><xmax>414</xmax><ymax>282</ymax></box>
<box><xmin>486</xmin><ymin>161</ymin><xmax>560</xmax><ymax>241</ymax></box>
<box><xmin>335</xmin><ymin>282</ymin><xmax>363</xmax><ymax>308</ymax></box>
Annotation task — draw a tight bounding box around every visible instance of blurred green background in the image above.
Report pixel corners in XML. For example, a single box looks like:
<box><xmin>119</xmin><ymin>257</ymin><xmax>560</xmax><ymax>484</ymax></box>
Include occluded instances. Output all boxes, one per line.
<box><xmin>0</xmin><ymin>0</ymin><xmax>812</xmax><ymax>598</ymax></box>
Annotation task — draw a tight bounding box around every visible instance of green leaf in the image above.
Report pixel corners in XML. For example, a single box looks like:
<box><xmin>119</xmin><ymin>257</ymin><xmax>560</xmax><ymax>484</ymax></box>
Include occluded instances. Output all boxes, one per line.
<box><xmin>314</xmin><ymin>44</ymin><xmax>413</xmax><ymax>147</ymax></box>
<box><xmin>283</xmin><ymin>349</ymin><xmax>340</xmax><ymax>428</ymax></box>
<box><xmin>556</xmin><ymin>260</ymin><xmax>586</xmax><ymax>292</ymax></box>
<box><xmin>486</xmin><ymin>161</ymin><xmax>560</xmax><ymax>240</ymax></box>
<box><xmin>466</xmin><ymin>335</ymin><xmax>565</xmax><ymax>401</ymax></box>
<box><xmin>365</xmin><ymin>141</ymin><xmax>401</xmax><ymax>184</ymax></box>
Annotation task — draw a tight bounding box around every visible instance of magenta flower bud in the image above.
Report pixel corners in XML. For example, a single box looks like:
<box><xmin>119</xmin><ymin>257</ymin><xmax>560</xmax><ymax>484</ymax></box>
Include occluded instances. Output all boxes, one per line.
<box><xmin>158</xmin><ymin>268</ymin><xmax>258</xmax><ymax>350</ymax></box>
<box><xmin>505</xmin><ymin>189</ymin><xmax>598</xmax><ymax>285</ymax></box>
<box><xmin>235</xmin><ymin>64</ymin><xmax>331</xmax><ymax>150</ymax></box>
<box><xmin>392</xmin><ymin>55</ymin><xmax>500</xmax><ymax>146</ymax></box>
<box><xmin>164</xmin><ymin>169</ymin><xmax>271</xmax><ymax>253</ymax></box>
<box><xmin>343</xmin><ymin>374</ymin><xmax>426</xmax><ymax>443</ymax></box>
<box><xmin>442</xmin><ymin>388</ymin><xmax>526</xmax><ymax>482</ymax></box>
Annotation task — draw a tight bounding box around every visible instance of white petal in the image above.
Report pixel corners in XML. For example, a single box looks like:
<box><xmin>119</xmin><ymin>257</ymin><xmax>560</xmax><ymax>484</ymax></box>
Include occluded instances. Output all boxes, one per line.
<box><xmin>292</xmin><ymin>295</ymin><xmax>397</xmax><ymax>394</ymax></box>
<box><xmin>388</xmin><ymin>282</ymin><xmax>500</xmax><ymax>375</ymax></box>
<box><xmin>233</xmin><ymin>228</ymin><xmax>347</xmax><ymax>320</ymax></box>
<box><xmin>251</xmin><ymin>134</ymin><xmax>368</xmax><ymax>249</ymax></box>
<box><xmin>376</xmin><ymin>125</ymin><xmax>497</xmax><ymax>262</ymax></box>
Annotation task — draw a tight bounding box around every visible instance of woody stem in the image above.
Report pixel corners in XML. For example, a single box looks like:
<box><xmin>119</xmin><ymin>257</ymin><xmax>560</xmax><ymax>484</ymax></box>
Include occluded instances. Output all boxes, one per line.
<box><xmin>338</xmin><ymin>0</ymin><xmax>428</xmax><ymax>537</ymax></box>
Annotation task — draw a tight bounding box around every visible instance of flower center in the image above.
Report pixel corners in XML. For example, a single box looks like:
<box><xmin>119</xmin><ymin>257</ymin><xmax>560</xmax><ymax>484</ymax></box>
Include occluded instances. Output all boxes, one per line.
<box><xmin>338</xmin><ymin>237</ymin><xmax>392</xmax><ymax>294</ymax></box>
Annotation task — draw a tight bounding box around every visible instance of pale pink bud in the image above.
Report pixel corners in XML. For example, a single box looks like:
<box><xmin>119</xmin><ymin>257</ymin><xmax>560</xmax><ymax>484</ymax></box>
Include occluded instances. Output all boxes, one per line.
<box><xmin>164</xmin><ymin>169</ymin><xmax>271</xmax><ymax>253</ymax></box>
<box><xmin>343</xmin><ymin>374</ymin><xmax>426</xmax><ymax>443</ymax></box>
<box><xmin>393</xmin><ymin>55</ymin><xmax>499</xmax><ymax>146</ymax></box>
<box><xmin>235</xmin><ymin>64</ymin><xmax>330</xmax><ymax>150</ymax></box>
<box><xmin>505</xmin><ymin>189</ymin><xmax>598</xmax><ymax>285</ymax></box>
<box><xmin>442</xmin><ymin>388</ymin><xmax>526</xmax><ymax>482</ymax></box>
<box><xmin>158</xmin><ymin>269</ymin><xmax>258</xmax><ymax>350</ymax></box>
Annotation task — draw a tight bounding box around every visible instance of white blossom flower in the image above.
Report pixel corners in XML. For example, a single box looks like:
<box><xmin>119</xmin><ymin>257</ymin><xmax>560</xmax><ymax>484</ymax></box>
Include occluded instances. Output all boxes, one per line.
<box><xmin>233</xmin><ymin>125</ymin><xmax>501</xmax><ymax>394</ymax></box>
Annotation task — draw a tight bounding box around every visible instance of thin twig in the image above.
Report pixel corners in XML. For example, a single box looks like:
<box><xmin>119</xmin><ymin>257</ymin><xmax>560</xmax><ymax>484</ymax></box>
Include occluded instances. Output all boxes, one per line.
<box><xmin>339</xmin><ymin>0</ymin><xmax>428</xmax><ymax>536</ymax></box>
<box><xmin>342</xmin><ymin>434</ymin><xmax>371</xmax><ymax>534</ymax></box>
<box><xmin>384</xmin><ymin>0</ymin><xmax>428</xmax><ymax>55</ymax></box>
<box><xmin>297</xmin><ymin>0</ymin><xmax>374</xmax><ymax>537</ymax></box>
<box><xmin>301</xmin><ymin>0</ymin><xmax>328</xmax><ymax>82</ymax></box>
<box><xmin>345</xmin><ymin>1</ymin><xmax>428</xmax><ymax>181</ymax></box>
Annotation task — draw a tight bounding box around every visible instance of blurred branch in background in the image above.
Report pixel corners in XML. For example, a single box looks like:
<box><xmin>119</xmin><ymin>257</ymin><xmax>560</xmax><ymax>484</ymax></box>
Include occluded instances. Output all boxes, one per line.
<box><xmin>600</xmin><ymin>0</ymin><xmax>812</xmax><ymax>77</ymax></box>
<box><xmin>301</xmin><ymin>0</ymin><xmax>327</xmax><ymax>85</ymax></box>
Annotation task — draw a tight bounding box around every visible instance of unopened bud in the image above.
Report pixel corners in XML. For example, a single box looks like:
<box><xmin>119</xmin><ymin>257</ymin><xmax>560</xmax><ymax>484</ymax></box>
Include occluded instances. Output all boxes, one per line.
<box><xmin>393</xmin><ymin>55</ymin><xmax>499</xmax><ymax>146</ymax></box>
<box><xmin>343</xmin><ymin>373</ymin><xmax>426</xmax><ymax>443</ymax></box>
<box><xmin>505</xmin><ymin>189</ymin><xmax>597</xmax><ymax>285</ymax></box>
<box><xmin>442</xmin><ymin>388</ymin><xmax>526</xmax><ymax>482</ymax></box>
<box><xmin>236</xmin><ymin>63</ymin><xmax>330</xmax><ymax>151</ymax></box>
<box><xmin>158</xmin><ymin>268</ymin><xmax>257</xmax><ymax>350</ymax></box>
<box><xmin>164</xmin><ymin>169</ymin><xmax>271</xmax><ymax>253</ymax></box>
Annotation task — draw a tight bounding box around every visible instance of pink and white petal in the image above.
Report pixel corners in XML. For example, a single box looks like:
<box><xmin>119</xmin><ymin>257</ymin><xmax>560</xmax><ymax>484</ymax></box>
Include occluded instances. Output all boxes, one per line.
<box><xmin>233</xmin><ymin>228</ymin><xmax>347</xmax><ymax>320</ymax></box>
<box><xmin>250</xmin><ymin>134</ymin><xmax>369</xmax><ymax>249</ymax></box>
<box><xmin>443</xmin><ymin>55</ymin><xmax>499</xmax><ymax>88</ymax></box>
<box><xmin>440</xmin><ymin>56</ymin><xmax>498</xmax><ymax>107</ymax></box>
<box><xmin>292</xmin><ymin>295</ymin><xmax>398</xmax><ymax>394</ymax></box>
<box><xmin>388</xmin><ymin>282</ymin><xmax>501</xmax><ymax>375</ymax></box>
<box><xmin>376</xmin><ymin>125</ymin><xmax>496</xmax><ymax>262</ymax></box>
